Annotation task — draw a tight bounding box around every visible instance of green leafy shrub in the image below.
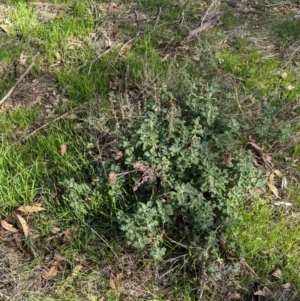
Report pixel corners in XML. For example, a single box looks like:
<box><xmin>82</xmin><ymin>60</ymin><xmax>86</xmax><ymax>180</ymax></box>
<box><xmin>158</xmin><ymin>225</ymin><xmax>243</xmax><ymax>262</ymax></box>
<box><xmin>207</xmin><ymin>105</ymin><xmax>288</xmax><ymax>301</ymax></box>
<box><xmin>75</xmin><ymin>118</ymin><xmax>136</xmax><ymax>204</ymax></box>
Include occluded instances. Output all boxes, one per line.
<box><xmin>61</xmin><ymin>179</ymin><xmax>91</xmax><ymax>218</ymax></box>
<box><xmin>94</xmin><ymin>82</ymin><xmax>265</xmax><ymax>260</ymax></box>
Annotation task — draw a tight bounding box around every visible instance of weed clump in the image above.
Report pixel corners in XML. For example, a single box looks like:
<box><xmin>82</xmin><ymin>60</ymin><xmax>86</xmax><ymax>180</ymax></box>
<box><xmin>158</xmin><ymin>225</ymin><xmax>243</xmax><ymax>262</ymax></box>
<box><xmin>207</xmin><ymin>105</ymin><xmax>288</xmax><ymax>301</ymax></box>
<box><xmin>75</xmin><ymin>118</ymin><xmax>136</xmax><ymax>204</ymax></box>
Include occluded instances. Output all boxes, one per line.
<box><xmin>91</xmin><ymin>81</ymin><xmax>265</xmax><ymax>261</ymax></box>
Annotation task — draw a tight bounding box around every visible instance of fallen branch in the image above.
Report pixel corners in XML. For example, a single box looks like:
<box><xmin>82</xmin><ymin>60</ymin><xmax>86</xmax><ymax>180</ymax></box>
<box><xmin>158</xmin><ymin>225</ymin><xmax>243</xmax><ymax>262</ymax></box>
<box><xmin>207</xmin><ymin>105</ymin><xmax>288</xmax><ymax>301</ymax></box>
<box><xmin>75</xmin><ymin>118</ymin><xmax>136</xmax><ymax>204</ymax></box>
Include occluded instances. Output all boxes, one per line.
<box><xmin>186</xmin><ymin>11</ymin><xmax>224</xmax><ymax>41</ymax></box>
<box><xmin>185</xmin><ymin>5</ymin><xmax>262</xmax><ymax>42</ymax></box>
<box><xmin>265</xmin><ymin>1</ymin><xmax>299</xmax><ymax>7</ymax></box>
<box><xmin>0</xmin><ymin>62</ymin><xmax>34</xmax><ymax>106</ymax></box>
<box><xmin>231</xmin><ymin>8</ymin><xmax>263</xmax><ymax>14</ymax></box>
<box><xmin>199</xmin><ymin>0</ymin><xmax>220</xmax><ymax>30</ymax></box>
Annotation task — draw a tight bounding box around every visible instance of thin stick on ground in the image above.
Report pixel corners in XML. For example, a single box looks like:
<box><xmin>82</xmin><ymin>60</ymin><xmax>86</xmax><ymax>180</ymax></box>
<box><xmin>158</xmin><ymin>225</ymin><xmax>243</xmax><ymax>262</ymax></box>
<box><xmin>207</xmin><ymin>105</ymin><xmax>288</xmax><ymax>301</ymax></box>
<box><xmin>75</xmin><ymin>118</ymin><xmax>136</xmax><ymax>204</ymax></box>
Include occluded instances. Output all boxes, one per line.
<box><xmin>88</xmin><ymin>10</ymin><xmax>141</xmax><ymax>73</ymax></box>
<box><xmin>23</xmin><ymin>110</ymin><xmax>76</xmax><ymax>140</ymax></box>
<box><xmin>166</xmin><ymin>235</ymin><xmax>203</xmax><ymax>250</ymax></box>
<box><xmin>6</xmin><ymin>103</ymin><xmax>87</xmax><ymax>153</ymax></box>
<box><xmin>116</xmin><ymin>9</ymin><xmax>141</xmax><ymax>58</ymax></box>
<box><xmin>186</xmin><ymin>0</ymin><xmax>221</xmax><ymax>41</ymax></box>
<box><xmin>180</xmin><ymin>10</ymin><xmax>190</xmax><ymax>30</ymax></box>
<box><xmin>88</xmin><ymin>47</ymin><xmax>114</xmax><ymax>75</ymax></box>
<box><xmin>149</xmin><ymin>6</ymin><xmax>162</xmax><ymax>35</ymax></box>
<box><xmin>79</xmin><ymin>216</ymin><xmax>118</xmax><ymax>259</ymax></box>
<box><xmin>0</xmin><ymin>62</ymin><xmax>34</xmax><ymax>106</ymax></box>
<box><xmin>200</xmin><ymin>0</ymin><xmax>220</xmax><ymax>29</ymax></box>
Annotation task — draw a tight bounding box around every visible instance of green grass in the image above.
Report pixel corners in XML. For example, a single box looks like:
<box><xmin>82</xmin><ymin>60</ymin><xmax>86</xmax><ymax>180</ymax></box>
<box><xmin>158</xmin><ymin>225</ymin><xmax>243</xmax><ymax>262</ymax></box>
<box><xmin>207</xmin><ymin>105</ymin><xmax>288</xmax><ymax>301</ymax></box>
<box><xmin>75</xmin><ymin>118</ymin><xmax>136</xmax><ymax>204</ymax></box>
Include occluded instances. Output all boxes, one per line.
<box><xmin>8</xmin><ymin>1</ymin><xmax>95</xmax><ymax>64</ymax></box>
<box><xmin>1</xmin><ymin>0</ymin><xmax>300</xmax><ymax>300</ymax></box>
<box><xmin>227</xmin><ymin>197</ymin><xmax>300</xmax><ymax>288</ymax></box>
<box><xmin>217</xmin><ymin>43</ymin><xmax>300</xmax><ymax>100</ymax></box>
<box><xmin>0</xmin><ymin>114</ymin><xmax>92</xmax><ymax>213</ymax></box>
<box><xmin>274</xmin><ymin>19</ymin><xmax>300</xmax><ymax>45</ymax></box>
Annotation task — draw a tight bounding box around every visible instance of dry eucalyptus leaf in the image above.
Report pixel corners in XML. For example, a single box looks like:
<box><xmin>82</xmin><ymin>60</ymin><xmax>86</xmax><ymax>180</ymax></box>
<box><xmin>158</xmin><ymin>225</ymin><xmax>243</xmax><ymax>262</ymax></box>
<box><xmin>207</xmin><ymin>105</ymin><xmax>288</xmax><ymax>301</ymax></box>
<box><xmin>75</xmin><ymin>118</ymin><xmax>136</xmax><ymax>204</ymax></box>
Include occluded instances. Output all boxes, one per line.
<box><xmin>19</xmin><ymin>52</ymin><xmax>28</xmax><ymax>65</ymax></box>
<box><xmin>109</xmin><ymin>274</ymin><xmax>116</xmax><ymax>289</ymax></box>
<box><xmin>274</xmin><ymin>201</ymin><xmax>292</xmax><ymax>206</ymax></box>
<box><xmin>15</xmin><ymin>214</ymin><xmax>29</xmax><ymax>238</ymax></box>
<box><xmin>60</xmin><ymin>144</ymin><xmax>67</xmax><ymax>156</ymax></box>
<box><xmin>50</xmin><ymin>226</ymin><xmax>61</xmax><ymax>234</ymax></box>
<box><xmin>281</xmin><ymin>176</ymin><xmax>288</xmax><ymax>189</ymax></box>
<box><xmin>17</xmin><ymin>205</ymin><xmax>46</xmax><ymax>213</ymax></box>
<box><xmin>42</xmin><ymin>265</ymin><xmax>58</xmax><ymax>280</ymax></box>
<box><xmin>1</xmin><ymin>220</ymin><xmax>18</xmax><ymax>233</ymax></box>
<box><xmin>54</xmin><ymin>51</ymin><xmax>61</xmax><ymax>60</ymax></box>
<box><xmin>281</xmin><ymin>283</ymin><xmax>291</xmax><ymax>289</ymax></box>
<box><xmin>267</xmin><ymin>183</ymin><xmax>280</xmax><ymax>199</ymax></box>
<box><xmin>272</xmin><ymin>268</ymin><xmax>282</xmax><ymax>279</ymax></box>
<box><xmin>13</xmin><ymin>233</ymin><xmax>22</xmax><ymax>249</ymax></box>
<box><xmin>108</xmin><ymin>2</ymin><xmax>118</xmax><ymax>12</ymax></box>
<box><xmin>269</xmin><ymin>173</ymin><xmax>275</xmax><ymax>184</ymax></box>
<box><xmin>274</xmin><ymin>170</ymin><xmax>283</xmax><ymax>177</ymax></box>
<box><xmin>0</xmin><ymin>24</ymin><xmax>10</xmax><ymax>34</ymax></box>
<box><xmin>162</xmin><ymin>53</ymin><xmax>170</xmax><ymax>62</ymax></box>
<box><xmin>254</xmin><ymin>287</ymin><xmax>271</xmax><ymax>297</ymax></box>
<box><xmin>54</xmin><ymin>254</ymin><xmax>66</xmax><ymax>261</ymax></box>
<box><xmin>71</xmin><ymin>264</ymin><xmax>83</xmax><ymax>277</ymax></box>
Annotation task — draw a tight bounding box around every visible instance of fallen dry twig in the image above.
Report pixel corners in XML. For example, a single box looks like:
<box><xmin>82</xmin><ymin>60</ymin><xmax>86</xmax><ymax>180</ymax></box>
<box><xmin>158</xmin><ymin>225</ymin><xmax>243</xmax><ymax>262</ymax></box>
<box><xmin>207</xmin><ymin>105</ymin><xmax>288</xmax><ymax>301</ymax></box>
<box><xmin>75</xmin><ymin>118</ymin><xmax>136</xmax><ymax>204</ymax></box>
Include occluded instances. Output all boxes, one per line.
<box><xmin>0</xmin><ymin>62</ymin><xmax>34</xmax><ymax>106</ymax></box>
<box><xmin>22</xmin><ymin>104</ymin><xmax>87</xmax><ymax>141</ymax></box>
<box><xmin>5</xmin><ymin>103</ymin><xmax>87</xmax><ymax>153</ymax></box>
<box><xmin>149</xmin><ymin>6</ymin><xmax>162</xmax><ymax>35</ymax></box>
<box><xmin>79</xmin><ymin>216</ymin><xmax>118</xmax><ymax>259</ymax></box>
<box><xmin>23</xmin><ymin>110</ymin><xmax>73</xmax><ymax>140</ymax></box>
<box><xmin>186</xmin><ymin>12</ymin><xmax>224</xmax><ymax>41</ymax></box>
<box><xmin>29</xmin><ymin>2</ymin><xmax>66</xmax><ymax>8</ymax></box>
<box><xmin>199</xmin><ymin>0</ymin><xmax>220</xmax><ymax>29</ymax></box>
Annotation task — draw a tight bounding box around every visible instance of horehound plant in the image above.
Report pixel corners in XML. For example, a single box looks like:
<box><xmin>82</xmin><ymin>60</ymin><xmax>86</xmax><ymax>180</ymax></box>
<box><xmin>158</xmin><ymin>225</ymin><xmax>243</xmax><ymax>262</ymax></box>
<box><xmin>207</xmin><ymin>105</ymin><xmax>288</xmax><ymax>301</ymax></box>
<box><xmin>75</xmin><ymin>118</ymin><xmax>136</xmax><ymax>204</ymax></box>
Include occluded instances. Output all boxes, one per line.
<box><xmin>93</xmin><ymin>82</ymin><xmax>265</xmax><ymax>261</ymax></box>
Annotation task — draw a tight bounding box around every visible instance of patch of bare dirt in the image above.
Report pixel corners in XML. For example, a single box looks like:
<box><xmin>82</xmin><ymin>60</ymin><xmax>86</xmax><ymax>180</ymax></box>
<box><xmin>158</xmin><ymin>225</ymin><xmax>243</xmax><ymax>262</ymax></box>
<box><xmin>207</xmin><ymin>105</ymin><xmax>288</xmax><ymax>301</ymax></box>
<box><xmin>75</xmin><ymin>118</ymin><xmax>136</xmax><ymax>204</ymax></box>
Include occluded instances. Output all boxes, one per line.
<box><xmin>0</xmin><ymin>211</ymin><xmax>75</xmax><ymax>301</ymax></box>
<box><xmin>28</xmin><ymin>2</ymin><xmax>72</xmax><ymax>23</ymax></box>
<box><xmin>0</xmin><ymin>56</ymin><xmax>68</xmax><ymax>115</ymax></box>
<box><xmin>0</xmin><ymin>243</ymin><xmax>61</xmax><ymax>301</ymax></box>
